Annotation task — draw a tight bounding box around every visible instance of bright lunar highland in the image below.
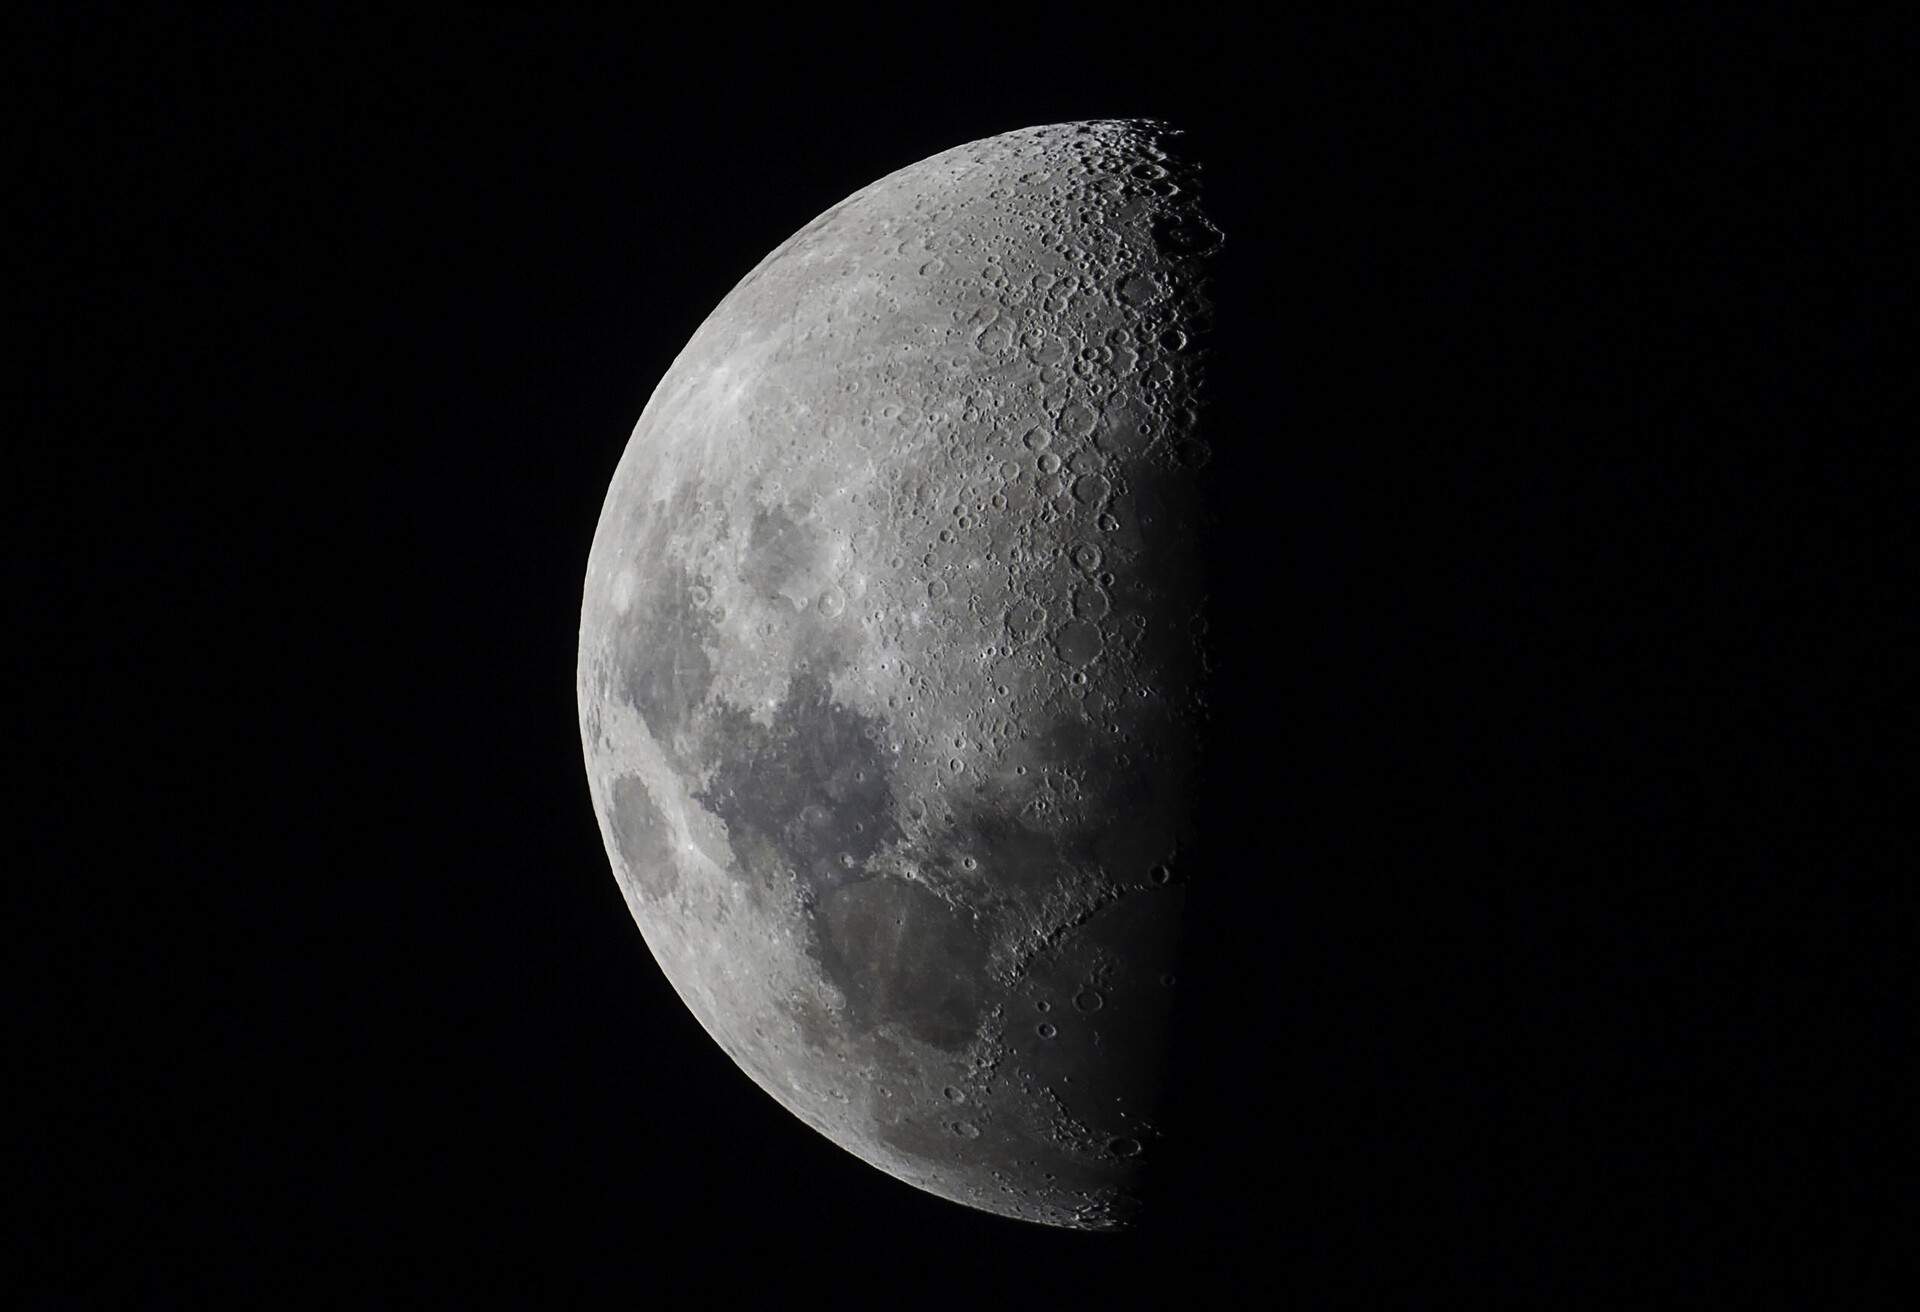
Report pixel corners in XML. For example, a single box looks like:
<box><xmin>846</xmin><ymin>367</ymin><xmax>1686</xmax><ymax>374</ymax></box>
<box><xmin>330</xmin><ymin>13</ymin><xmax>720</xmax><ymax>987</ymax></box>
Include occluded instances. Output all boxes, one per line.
<box><xmin>578</xmin><ymin>120</ymin><xmax>1222</xmax><ymax>1229</ymax></box>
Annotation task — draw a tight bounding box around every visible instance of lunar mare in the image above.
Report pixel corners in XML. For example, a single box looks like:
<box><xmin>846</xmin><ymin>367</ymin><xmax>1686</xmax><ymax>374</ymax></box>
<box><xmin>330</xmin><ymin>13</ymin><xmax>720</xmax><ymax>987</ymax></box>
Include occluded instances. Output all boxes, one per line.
<box><xmin>578</xmin><ymin>120</ymin><xmax>1219</xmax><ymax>1229</ymax></box>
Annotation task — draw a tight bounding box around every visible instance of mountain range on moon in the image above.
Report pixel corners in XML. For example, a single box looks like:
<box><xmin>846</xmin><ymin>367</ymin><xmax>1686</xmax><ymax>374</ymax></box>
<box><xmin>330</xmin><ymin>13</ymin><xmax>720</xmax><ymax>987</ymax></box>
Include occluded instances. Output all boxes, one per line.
<box><xmin>577</xmin><ymin>120</ymin><xmax>1222</xmax><ymax>1229</ymax></box>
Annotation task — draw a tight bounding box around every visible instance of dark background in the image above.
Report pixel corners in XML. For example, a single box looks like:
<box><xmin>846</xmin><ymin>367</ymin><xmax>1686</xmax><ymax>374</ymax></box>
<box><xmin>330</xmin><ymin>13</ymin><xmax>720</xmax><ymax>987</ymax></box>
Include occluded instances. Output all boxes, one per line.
<box><xmin>38</xmin><ymin>8</ymin><xmax>1909</xmax><ymax>1304</ymax></box>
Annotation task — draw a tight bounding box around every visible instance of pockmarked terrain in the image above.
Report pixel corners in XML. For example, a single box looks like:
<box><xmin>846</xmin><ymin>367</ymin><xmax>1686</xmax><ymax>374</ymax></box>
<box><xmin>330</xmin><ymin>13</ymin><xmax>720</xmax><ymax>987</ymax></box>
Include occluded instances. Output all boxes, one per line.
<box><xmin>578</xmin><ymin>120</ymin><xmax>1221</xmax><ymax>1228</ymax></box>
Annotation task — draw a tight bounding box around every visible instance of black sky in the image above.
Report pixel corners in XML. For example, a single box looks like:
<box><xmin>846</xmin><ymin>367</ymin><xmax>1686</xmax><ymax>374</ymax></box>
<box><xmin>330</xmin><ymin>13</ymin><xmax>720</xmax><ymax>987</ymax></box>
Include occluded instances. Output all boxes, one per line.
<box><xmin>40</xmin><ymin>8</ymin><xmax>1909</xmax><ymax>1304</ymax></box>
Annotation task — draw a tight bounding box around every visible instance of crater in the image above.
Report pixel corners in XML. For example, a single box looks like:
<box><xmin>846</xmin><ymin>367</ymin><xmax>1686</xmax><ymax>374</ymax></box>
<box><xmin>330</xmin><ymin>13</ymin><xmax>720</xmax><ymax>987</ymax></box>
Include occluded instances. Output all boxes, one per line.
<box><xmin>816</xmin><ymin>876</ymin><xmax>989</xmax><ymax>1049</ymax></box>
<box><xmin>743</xmin><ymin>503</ymin><xmax>828</xmax><ymax>608</ymax></box>
<box><xmin>608</xmin><ymin>775</ymin><xmax>680</xmax><ymax>901</ymax></box>
<box><xmin>615</xmin><ymin>558</ymin><xmax>718</xmax><ymax>761</ymax></box>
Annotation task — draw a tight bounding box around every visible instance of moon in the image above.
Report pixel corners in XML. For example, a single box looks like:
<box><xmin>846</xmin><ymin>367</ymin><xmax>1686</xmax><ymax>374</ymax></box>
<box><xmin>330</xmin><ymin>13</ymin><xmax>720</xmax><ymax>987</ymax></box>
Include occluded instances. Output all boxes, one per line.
<box><xmin>577</xmin><ymin>120</ymin><xmax>1221</xmax><ymax>1229</ymax></box>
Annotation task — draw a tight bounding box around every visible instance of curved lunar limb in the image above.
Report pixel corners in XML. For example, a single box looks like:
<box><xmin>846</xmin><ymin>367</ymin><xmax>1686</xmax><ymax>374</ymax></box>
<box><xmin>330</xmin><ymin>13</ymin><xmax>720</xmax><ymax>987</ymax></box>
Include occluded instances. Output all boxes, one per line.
<box><xmin>578</xmin><ymin>120</ymin><xmax>1221</xmax><ymax>1229</ymax></box>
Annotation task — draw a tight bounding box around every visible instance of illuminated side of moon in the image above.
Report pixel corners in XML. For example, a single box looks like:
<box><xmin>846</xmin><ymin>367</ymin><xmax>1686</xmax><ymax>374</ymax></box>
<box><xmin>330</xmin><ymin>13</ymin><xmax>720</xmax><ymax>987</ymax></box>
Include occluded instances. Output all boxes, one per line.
<box><xmin>578</xmin><ymin>120</ymin><xmax>1221</xmax><ymax>1229</ymax></box>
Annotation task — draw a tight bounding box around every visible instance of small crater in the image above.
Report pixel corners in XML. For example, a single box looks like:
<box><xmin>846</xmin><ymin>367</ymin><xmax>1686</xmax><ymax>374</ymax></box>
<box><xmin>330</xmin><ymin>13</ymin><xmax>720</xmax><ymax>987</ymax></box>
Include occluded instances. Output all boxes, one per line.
<box><xmin>1072</xmin><ymin>473</ymin><xmax>1111</xmax><ymax>506</ymax></box>
<box><xmin>1006</xmin><ymin>598</ymin><xmax>1048</xmax><ymax>644</ymax></box>
<box><xmin>1072</xmin><ymin>586</ymin><xmax>1111</xmax><ymax>621</ymax></box>
<box><xmin>1097</xmin><ymin>401</ymin><xmax>1153</xmax><ymax>457</ymax></box>
<box><xmin>1059</xmin><ymin>400</ymin><xmax>1098</xmax><ymax>439</ymax></box>
<box><xmin>1053</xmin><ymin>619</ymin><xmax>1104</xmax><ymax>666</ymax></box>
<box><xmin>1150</xmin><ymin>211</ymin><xmax>1223</xmax><ymax>257</ymax></box>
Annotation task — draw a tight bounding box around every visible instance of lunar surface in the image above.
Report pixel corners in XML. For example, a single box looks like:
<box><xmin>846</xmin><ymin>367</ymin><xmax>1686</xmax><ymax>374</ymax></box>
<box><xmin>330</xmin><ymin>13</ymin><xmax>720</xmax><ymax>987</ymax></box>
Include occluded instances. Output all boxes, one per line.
<box><xmin>577</xmin><ymin>120</ymin><xmax>1221</xmax><ymax>1229</ymax></box>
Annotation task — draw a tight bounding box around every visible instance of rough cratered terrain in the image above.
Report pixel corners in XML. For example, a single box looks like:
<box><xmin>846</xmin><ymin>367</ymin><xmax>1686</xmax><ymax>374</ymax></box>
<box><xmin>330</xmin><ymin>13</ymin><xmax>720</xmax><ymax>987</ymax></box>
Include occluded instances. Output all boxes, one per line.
<box><xmin>578</xmin><ymin>120</ymin><xmax>1220</xmax><ymax>1229</ymax></box>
